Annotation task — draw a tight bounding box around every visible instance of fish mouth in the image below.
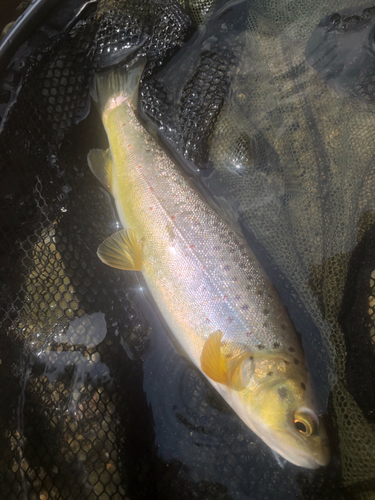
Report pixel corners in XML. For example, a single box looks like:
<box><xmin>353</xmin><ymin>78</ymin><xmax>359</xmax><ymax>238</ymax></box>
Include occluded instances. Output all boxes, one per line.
<box><xmin>311</xmin><ymin>442</ymin><xmax>331</xmax><ymax>468</ymax></box>
<box><xmin>271</xmin><ymin>429</ymin><xmax>330</xmax><ymax>469</ymax></box>
<box><xmin>287</xmin><ymin>447</ymin><xmax>329</xmax><ymax>469</ymax></box>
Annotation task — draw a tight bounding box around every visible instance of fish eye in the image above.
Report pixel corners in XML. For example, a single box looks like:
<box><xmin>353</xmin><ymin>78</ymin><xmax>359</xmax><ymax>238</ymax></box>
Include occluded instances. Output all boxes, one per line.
<box><xmin>293</xmin><ymin>409</ymin><xmax>319</xmax><ymax>437</ymax></box>
<box><xmin>294</xmin><ymin>420</ymin><xmax>308</xmax><ymax>434</ymax></box>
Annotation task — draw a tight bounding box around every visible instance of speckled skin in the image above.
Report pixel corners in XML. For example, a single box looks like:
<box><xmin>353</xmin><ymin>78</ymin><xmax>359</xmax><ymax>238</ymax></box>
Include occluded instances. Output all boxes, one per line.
<box><xmin>92</xmin><ymin>69</ymin><xmax>329</xmax><ymax>468</ymax></box>
<box><xmin>104</xmin><ymin>98</ymin><xmax>304</xmax><ymax>365</ymax></box>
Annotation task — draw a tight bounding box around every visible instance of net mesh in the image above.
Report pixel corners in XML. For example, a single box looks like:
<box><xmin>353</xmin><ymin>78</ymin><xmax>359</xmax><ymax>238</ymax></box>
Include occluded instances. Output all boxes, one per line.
<box><xmin>1</xmin><ymin>0</ymin><xmax>375</xmax><ymax>498</ymax></box>
<box><xmin>0</xmin><ymin>1</ymin><xmax>192</xmax><ymax>498</ymax></box>
<box><xmin>178</xmin><ymin>0</ymin><xmax>219</xmax><ymax>26</ymax></box>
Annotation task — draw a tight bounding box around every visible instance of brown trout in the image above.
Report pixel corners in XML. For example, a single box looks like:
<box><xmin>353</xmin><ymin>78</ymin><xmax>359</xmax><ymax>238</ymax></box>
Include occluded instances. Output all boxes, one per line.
<box><xmin>88</xmin><ymin>62</ymin><xmax>329</xmax><ymax>468</ymax></box>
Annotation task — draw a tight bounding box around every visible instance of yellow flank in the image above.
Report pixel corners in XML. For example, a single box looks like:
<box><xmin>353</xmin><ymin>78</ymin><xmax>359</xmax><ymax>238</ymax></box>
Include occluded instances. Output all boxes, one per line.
<box><xmin>89</xmin><ymin>64</ymin><xmax>330</xmax><ymax>469</ymax></box>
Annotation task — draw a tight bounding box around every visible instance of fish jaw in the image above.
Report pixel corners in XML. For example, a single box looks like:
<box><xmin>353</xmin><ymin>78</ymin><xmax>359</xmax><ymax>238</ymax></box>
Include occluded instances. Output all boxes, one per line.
<box><xmin>258</xmin><ymin>420</ymin><xmax>330</xmax><ymax>469</ymax></box>
<box><xmin>225</xmin><ymin>376</ymin><xmax>330</xmax><ymax>468</ymax></box>
<box><xmin>252</xmin><ymin>418</ymin><xmax>330</xmax><ymax>469</ymax></box>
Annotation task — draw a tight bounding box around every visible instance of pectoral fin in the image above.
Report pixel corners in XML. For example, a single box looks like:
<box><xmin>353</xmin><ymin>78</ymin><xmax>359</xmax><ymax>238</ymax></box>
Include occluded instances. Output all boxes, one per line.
<box><xmin>87</xmin><ymin>148</ymin><xmax>113</xmax><ymax>193</ymax></box>
<box><xmin>97</xmin><ymin>229</ymin><xmax>144</xmax><ymax>271</ymax></box>
<box><xmin>200</xmin><ymin>331</ymin><xmax>253</xmax><ymax>390</ymax></box>
<box><xmin>200</xmin><ymin>331</ymin><xmax>228</xmax><ymax>384</ymax></box>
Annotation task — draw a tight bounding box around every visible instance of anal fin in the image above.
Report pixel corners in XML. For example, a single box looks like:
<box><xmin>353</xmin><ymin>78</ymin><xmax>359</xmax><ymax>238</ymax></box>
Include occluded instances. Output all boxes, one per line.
<box><xmin>97</xmin><ymin>229</ymin><xmax>144</xmax><ymax>271</ymax></box>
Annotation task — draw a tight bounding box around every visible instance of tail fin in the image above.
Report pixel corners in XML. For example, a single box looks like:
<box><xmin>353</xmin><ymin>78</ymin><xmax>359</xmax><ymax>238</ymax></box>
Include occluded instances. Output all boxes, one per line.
<box><xmin>91</xmin><ymin>59</ymin><xmax>147</xmax><ymax>112</ymax></box>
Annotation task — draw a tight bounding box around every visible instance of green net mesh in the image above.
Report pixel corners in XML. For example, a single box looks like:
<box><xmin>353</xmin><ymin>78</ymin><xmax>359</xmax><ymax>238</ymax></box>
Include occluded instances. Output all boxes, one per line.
<box><xmin>210</xmin><ymin>2</ymin><xmax>375</xmax><ymax>489</ymax></box>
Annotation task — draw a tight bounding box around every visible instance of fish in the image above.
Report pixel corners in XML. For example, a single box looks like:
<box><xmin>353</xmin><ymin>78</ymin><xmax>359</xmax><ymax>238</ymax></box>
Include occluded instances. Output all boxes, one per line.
<box><xmin>87</xmin><ymin>60</ymin><xmax>330</xmax><ymax>469</ymax></box>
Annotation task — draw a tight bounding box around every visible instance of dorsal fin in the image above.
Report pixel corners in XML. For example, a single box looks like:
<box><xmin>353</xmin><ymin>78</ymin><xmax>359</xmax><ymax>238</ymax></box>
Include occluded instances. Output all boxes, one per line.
<box><xmin>87</xmin><ymin>148</ymin><xmax>113</xmax><ymax>193</ymax></box>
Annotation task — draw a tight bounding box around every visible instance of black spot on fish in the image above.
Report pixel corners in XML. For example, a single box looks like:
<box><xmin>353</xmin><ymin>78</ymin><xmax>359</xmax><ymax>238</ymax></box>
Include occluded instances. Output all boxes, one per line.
<box><xmin>263</xmin><ymin>322</ymin><xmax>268</xmax><ymax>328</ymax></box>
<box><xmin>306</xmin><ymin>5</ymin><xmax>375</xmax><ymax>102</ymax></box>
<box><xmin>267</xmin><ymin>371</ymin><xmax>273</xmax><ymax>376</ymax></box>
<box><xmin>301</xmin><ymin>382</ymin><xmax>306</xmax><ymax>391</ymax></box>
<box><xmin>293</xmin><ymin>358</ymin><xmax>299</xmax><ymax>365</ymax></box>
<box><xmin>273</xmin><ymin>342</ymin><xmax>280</xmax><ymax>349</ymax></box>
<box><xmin>257</xmin><ymin>289</ymin><xmax>263</xmax><ymax>296</ymax></box>
<box><xmin>257</xmin><ymin>344</ymin><xmax>264</xmax><ymax>350</ymax></box>
<box><xmin>289</xmin><ymin>347</ymin><xmax>296</xmax><ymax>353</ymax></box>
<box><xmin>241</xmin><ymin>304</ymin><xmax>249</xmax><ymax>311</ymax></box>
<box><xmin>263</xmin><ymin>309</ymin><xmax>269</xmax><ymax>315</ymax></box>
<box><xmin>281</xmin><ymin>323</ymin><xmax>287</xmax><ymax>331</ymax></box>
<box><xmin>278</xmin><ymin>387</ymin><xmax>288</xmax><ymax>401</ymax></box>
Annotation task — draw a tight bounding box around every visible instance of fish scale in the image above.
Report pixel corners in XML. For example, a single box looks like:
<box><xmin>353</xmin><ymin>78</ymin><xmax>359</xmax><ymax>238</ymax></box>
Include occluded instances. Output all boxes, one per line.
<box><xmin>108</xmin><ymin>100</ymin><xmax>298</xmax><ymax>359</ymax></box>
<box><xmin>88</xmin><ymin>61</ymin><xmax>329</xmax><ymax>468</ymax></box>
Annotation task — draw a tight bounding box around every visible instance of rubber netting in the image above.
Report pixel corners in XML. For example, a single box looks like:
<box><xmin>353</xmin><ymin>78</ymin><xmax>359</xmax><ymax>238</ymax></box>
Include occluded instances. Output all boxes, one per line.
<box><xmin>0</xmin><ymin>1</ymin><xmax>197</xmax><ymax>499</ymax></box>
<box><xmin>138</xmin><ymin>0</ymin><xmax>375</xmax><ymax>497</ymax></box>
<box><xmin>178</xmin><ymin>0</ymin><xmax>219</xmax><ymax>26</ymax></box>
<box><xmin>0</xmin><ymin>0</ymin><xmax>374</xmax><ymax>499</ymax></box>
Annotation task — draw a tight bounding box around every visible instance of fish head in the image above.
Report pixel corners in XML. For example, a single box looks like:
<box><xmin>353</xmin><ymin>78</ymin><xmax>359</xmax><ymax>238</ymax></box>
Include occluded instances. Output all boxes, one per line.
<box><xmin>233</xmin><ymin>375</ymin><xmax>330</xmax><ymax>468</ymax></box>
<box><xmin>200</xmin><ymin>331</ymin><xmax>330</xmax><ymax>467</ymax></box>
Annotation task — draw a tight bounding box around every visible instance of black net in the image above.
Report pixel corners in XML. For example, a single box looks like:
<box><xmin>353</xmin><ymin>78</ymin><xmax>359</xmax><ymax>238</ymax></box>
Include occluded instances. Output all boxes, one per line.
<box><xmin>0</xmin><ymin>1</ymin><xmax>193</xmax><ymax>498</ymax></box>
<box><xmin>0</xmin><ymin>0</ymin><xmax>375</xmax><ymax>498</ymax></box>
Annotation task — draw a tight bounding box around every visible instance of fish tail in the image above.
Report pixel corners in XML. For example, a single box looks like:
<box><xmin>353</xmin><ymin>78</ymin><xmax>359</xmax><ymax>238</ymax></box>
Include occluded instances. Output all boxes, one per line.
<box><xmin>91</xmin><ymin>58</ymin><xmax>147</xmax><ymax>113</ymax></box>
